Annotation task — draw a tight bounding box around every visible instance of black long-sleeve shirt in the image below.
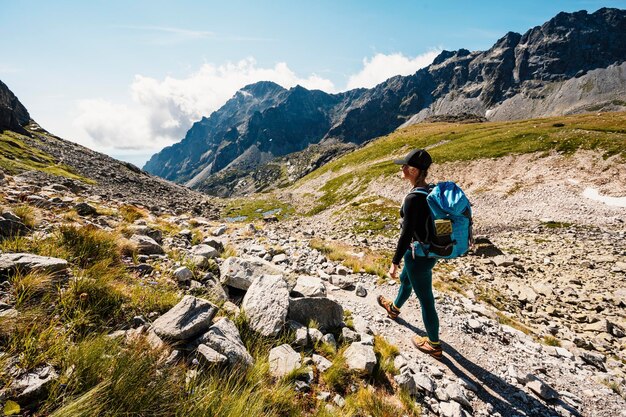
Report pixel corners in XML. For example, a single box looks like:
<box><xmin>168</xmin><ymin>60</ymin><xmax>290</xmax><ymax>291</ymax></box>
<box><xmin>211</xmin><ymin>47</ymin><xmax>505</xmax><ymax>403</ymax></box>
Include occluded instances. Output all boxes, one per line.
<box><xmin>392</xmin><ymin>191</ymin><xmax>432</xmax><ymax>265</ymax></box>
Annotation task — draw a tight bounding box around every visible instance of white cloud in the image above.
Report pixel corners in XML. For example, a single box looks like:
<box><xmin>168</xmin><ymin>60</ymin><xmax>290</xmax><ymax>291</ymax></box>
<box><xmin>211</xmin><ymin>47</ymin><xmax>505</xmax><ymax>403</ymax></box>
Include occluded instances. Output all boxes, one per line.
<box><xmin>346</xmin><ymin>50</ymin><xmax>441</xmax><ymax>90</ymax></box>
<box><xmin>73</xmin><ymin>58</ymin><xmax>336</xmax><ymax>151</ymax></box>
<box><xmin>73</xmin><ymin>51</ymin><xmax>439</xmax><ymax>157</ymax></box>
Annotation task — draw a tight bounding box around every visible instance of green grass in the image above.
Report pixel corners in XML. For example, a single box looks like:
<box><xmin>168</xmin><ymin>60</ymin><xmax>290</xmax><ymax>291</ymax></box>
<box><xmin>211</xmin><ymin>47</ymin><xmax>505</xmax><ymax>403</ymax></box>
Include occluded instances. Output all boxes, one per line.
<box><xmin>59</xmin><ymin>225</ymin><xmax>122</xmax><ymax>268</ymax></box>
<box><xmin>542</xmin><ymin>335</ymin><xmax>562</xmax><ymax>347</ymax></box>
<box><xmin>118</xmin><ymin>205</ymin><xmax>146</xmax><ymax>223</ymax></box>
<box><xmin>11</xmin><ymin>204</ymin><xmax>38</xmax><ymax>228</ymax></box>
<box><xmin>223</xmin><ymin>196</ymin><xmax>295</xmax><ymax>221</ymax></box>
<box><xmin>296</xmin><ymin>112</ymin><xmax>626</xmax><ymax>213</ymax></box>
<box><xmin>373</xmin><ymin>335</ymin><xmax>399</xmax><ymax>375</ymax></box>
<box><xmin>0</xmin><ymin>130</ymin><xmax>94</xmax><ymax>183</ymax></box>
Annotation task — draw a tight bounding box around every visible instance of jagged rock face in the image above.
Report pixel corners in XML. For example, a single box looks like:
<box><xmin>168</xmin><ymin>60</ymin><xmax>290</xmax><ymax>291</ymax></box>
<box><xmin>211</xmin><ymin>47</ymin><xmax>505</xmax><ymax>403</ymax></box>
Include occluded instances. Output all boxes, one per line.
<box><xmin>0</xmin><ymin>79</ymin><xmax>30</xmax><ymax>133</ymax></box>
<box><xmin>144</xmin><ymin>8</ymin><xmax>626</xmax><ymax>194</ymax></box>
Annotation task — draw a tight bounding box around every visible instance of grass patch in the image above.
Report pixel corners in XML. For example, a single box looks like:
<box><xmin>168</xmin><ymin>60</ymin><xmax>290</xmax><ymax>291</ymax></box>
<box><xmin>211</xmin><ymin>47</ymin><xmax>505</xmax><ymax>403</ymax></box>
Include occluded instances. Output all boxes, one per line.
<box><xmin>296</xmin><ymin>112</ymin><xmax>626</xmax><ymax>213</ymax></box>
<box><xmin>542</xmin><ymin>335</ymin><xmax>561</xmax><ymax>347</ymax></box>
<box><xmin>542</xmin><ymin>221</ymin><xmax>573</xmax><ymax>229</ymax></box>
<box><xmin>373</xmin><ymin>335</ymin><xmax>399</xmax><ymax>375</ymax></box>
<box><xmin>496</xmin><ymin>311</ymin><xmax>534</xmax><ymax>335</ymax></box>
<box><xmin>11</xmin><ymin>204</ymin><xmax>38</xmax><ymax>228</ymax></box>
<box><xmin>343</xmin><ymin>386</ymin><xmax>405</xmax><ymax>417</ymax></box>
<box><xmin>119</xmin><ymin>205</ymin><xmax>146</xmax><ymax>223</ymax></box>
<box><xmin>59</xmin><ymin>225</ymin><xmax>121</xmax><ymax>268</ymax></box>
<box><xmin>0</xmin><ymin>130</ymin><xmax>93</xmax><ymax>182</ymax></box>
<box><xmin>322</xmin><ymin>351</ymin><xmax>357</xmax><ymax>394</ymax></box>
<box><xmin>223</xmin><ymin>196</ymin><xmax>294</xmax><ymax>221</ymax></box>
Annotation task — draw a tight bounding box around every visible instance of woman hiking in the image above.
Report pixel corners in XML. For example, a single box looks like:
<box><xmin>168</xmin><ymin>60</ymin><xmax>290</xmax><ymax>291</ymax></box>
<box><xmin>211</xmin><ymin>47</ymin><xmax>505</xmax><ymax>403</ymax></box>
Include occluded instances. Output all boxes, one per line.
<box><xmin>377</xmin><ymin>148</ymin><xmax>442</xmax><ymax>359</ymax></box>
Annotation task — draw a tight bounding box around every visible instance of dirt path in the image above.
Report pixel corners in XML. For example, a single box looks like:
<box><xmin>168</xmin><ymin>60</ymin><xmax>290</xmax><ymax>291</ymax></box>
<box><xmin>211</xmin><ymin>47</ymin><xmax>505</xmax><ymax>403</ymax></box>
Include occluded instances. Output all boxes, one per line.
<box><xmin>327</xmin><ymin>277</ymin><xmax>625</xmax><ymax>417</ymax></box>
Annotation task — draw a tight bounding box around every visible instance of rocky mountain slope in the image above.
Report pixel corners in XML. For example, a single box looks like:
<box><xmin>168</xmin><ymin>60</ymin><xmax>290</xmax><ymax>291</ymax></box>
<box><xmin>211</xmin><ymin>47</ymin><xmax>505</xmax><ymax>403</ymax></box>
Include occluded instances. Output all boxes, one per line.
<box><xmin>144</xmin><ymin>7</ymin><xmax>626</xmax><ymax>197</ymax></box>
<box><xmin>0</xmin><ymin>81</ymin><xmax>219</xmax><ymax>218</ymax></box>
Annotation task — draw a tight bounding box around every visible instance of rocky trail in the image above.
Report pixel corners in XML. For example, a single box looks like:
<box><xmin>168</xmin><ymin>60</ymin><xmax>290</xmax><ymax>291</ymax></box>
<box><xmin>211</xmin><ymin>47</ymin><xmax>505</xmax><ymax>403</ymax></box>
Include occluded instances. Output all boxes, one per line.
<box><xmin>1</xmin><ymin>161</ymin><xmax>626</xmax><ymax>416</ymax></box>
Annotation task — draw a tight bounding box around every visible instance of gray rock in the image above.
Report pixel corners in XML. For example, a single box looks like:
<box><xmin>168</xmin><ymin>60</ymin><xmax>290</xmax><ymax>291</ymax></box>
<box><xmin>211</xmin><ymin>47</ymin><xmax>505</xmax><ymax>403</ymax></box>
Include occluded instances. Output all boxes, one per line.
<box><xmin>201</xmin><ymin>273</ymin><xmax>229</xmax><ymax>303</ymax></box>
<box><xmin>287</xmin><ymin>297</ymin><xmax>343</xmax><ymax>332</ymax></box>
<box><xmin>341</xmin><ymin>327</ymin><xmax>359</xmax><ymax>343</ymax></box>
<box><xmin>294</xmin><ymin>326</ymin><xmax>309</xmax><ymax>347</ymax></box>
<box><xmin>333</xmin><ymin>394</ymin><xmax>346</xmax><ymax>408</ymax></box>
<box><xmin>0</xmin><ymin>308</ymin><xmax>18</xmax><ymax>318</ymax></box>
<box><xmin>395</xmin><ymin>372</ymin><xmax>419</xmax><ymax>396</ymax></box>
<box><xmin>308</xmin><ymin>328</ymin><xmax>324</xmax><ymax>344</ymax></box>
<box><xmin>199</xmin><ymin>317</ymin><xmax>254</xmax><ymax>368</ymax></box>
<box><xmin>220</xmin><ymin>256</ymin><xmax>284</xmax><ymax>290</ymax></box>
<box><xmin>0</xmin><ymin>253</ymin><xmax>68</xmax><ymax>278</ymax></box>
<box><xmin>292</xmin><ymin>275</ymin><xmax>326</xmax><ymax>297</ymax></box>
<box><xmin>152</xmin><ymin>295</ymin><xmax>217</xmax><ymax>340</ymax></box>
<box><xmin>11</xmin><ymin>365</ymin><xmax>59</xmax><ymax>403</ymax></box>
<box><xmin>173</xmin><ymin>266</ymin><xmax>193</xmax><ymax>283</ymax></box>
<box><xmin>203</xmin><ymin>238</ymin><xmax>224</xmax><ymax>253</ymax></box>
<box><xmin>445</xmin><ymin>383</ymin><xmax>471</xmax><ymax>407</ymax></box>
<box><xmin>269</xmin><ymin>344</ymin><xmax>302</xmax><ymax>377</ymax></box>
<box><xmin>242</xmin><ymin>274</ymin><xmax>289</xmax><ymax>337</ymax></box>
<box><xmin>330</xmin><ymin>274</ymin><xmax>355</xmax><ymax>289</ymax></box>
<box><xmin>272</xmin><ymin>253</ymin><xmax>288</xmax><ymax>264</ymax></box>
<box><xmin>394</xmin><ymin>355</ymin><xmax>408</xmax><ymax>371</ymax></box>
<box><xmin>414</xmin><ymin>372</ymin><xmax>435</xmax><ymax>393</ymax></box>
<box><xmin>579</xmin><ymin>350</ymin><xmax>606</xmax><ymax>371</ymax></box>
<box><xmin>526</xmin><ymin>377</ymin><xmax>559</xmax><ymax>401</ymax></box>
<box><xmin>196</xmin><ymin>344</ymin><xmax>228</xmax><ymax>365</ymax></box>
<box><xmin>321</xmin><ymin>333</ymin><xmax>337</xmax><ymax>351</ymax></box>
<box><xmin>343</xmin><ymin>342</ymin><xmax>376</xmax><ymax>374</ymax></box>
<box><xmin>130</xmin><ymin>234</ymin><xmax>164</xmax><ymax>255</ymax></box>
<box><xmin>213</xmin><ymin>225</ymin><xmax>227</xmax><ymax>236</ymax></box>
<box><xmin>439</xmin><ymin>401</ymin><xmax>467</xmax><ymax>417</ymax></box>
<box><xmin>0</xmin><ymin>218</ymin><xmax>28</xmax><ymax>239</ymax></box>
<box><xmin>355</xmin><ymin>284</ymin><xmax>367</xmax><ymax>297</ymax></box>
<box><xmin>75</xmin><ymin>202</ymin><xmax>97</xmax><ymax>216</ymax></box>
<box><xmin>190</xmin><ymin>244</ymin><xmax>219</xmax><ymax>267</ymax></box>
<box><xmin>312</xmin><ymin>354</ymin><xmax>332</xmax><ymax>373</ymax></box>
<box><xmin>1</xmin><ymin>210</ymin><xmax>22</xmax><ymax>222</ymax></box>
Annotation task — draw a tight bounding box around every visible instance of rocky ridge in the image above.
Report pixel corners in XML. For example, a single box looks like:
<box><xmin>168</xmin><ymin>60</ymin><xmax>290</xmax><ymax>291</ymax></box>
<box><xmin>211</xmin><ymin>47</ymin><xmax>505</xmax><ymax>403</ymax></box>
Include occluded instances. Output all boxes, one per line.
<box><xmin>144</xmin><ymin>8</ymin><xmax>626</xmax><ymax>196</ymax></box>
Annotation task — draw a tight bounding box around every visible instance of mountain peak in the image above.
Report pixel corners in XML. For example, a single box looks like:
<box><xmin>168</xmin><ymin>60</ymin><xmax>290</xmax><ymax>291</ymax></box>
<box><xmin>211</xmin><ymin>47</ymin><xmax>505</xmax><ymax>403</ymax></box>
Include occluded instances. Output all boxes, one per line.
<box><xmin>0</xmin><ymin>79</ymin><xmax>30</xmax><ymax>134</ymax></box>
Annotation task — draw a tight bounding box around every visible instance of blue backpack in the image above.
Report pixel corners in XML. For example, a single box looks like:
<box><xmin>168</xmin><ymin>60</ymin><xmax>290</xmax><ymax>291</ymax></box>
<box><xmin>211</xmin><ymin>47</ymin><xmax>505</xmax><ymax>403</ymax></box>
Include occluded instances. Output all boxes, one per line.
<box><xmin>410</xmin><ymin>181</ymin><xmax>473</xmax><ymax>259</ymax></box>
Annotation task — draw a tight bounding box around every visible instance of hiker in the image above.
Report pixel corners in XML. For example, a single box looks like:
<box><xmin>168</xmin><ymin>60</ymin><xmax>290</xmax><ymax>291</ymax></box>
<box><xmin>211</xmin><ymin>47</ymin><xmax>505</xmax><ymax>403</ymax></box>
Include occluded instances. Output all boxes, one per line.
<box><xmin>377</xmin><ymin>149</ymin><xmax>442</xmax><ymax>359</ymax></box>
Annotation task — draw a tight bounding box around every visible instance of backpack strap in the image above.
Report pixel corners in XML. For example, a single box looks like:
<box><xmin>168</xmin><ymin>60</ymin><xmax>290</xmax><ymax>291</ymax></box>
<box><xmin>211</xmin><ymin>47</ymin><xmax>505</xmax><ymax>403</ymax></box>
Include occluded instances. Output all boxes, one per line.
<box><xmin>407</xmin><ymin>186</ymin><xmax>432</xmax><ymax>258</ymax></box>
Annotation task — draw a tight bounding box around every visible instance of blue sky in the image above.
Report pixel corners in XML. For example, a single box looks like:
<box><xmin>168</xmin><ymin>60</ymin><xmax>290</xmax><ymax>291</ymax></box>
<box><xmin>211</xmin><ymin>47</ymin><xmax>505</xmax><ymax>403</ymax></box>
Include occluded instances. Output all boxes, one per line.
<box><xmin>1</xmin><ymin>0</ymin><xmax>624</xmax><ymax>166</ymax></box>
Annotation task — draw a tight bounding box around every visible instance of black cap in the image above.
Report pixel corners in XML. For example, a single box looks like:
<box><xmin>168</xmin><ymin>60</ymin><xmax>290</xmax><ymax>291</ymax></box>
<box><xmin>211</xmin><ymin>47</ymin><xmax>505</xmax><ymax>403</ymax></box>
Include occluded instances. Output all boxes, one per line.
<box><xmin>393</xmin><ymin>149</ymin><xmax>432</xmax><ymax>170</ymax></box>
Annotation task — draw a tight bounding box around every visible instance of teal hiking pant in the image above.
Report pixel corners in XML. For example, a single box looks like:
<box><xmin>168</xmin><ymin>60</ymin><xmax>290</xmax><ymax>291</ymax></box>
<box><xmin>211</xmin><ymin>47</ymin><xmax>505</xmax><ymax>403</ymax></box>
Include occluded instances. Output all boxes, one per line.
<box><xmin>394</xmin><ymin>250</ymin><xmax>439</xmax><ymax>342</ymax></box>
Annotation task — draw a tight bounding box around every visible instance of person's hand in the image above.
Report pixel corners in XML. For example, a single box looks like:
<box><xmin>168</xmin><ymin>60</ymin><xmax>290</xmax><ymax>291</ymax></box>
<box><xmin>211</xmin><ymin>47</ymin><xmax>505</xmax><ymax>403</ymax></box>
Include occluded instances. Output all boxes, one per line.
<box><xmin>388</xmin><ymin>263</ymin><xmax>399</xmax><ymax>279</ymax></box>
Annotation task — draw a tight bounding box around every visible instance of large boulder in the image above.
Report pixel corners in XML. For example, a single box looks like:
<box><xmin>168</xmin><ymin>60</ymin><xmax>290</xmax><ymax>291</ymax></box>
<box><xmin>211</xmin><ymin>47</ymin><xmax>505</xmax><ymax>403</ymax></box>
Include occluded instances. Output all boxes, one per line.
<box><xmin>130</xmin><ymin>234</ymin><xmax>164</xmax><ymax>255</ymax></box>
<box><xmin>242</xmin><ymin>274</ymin><xmax>289</xmax><ymax>337</ymax></box>
<box><xmin>292</xmin><ymin>275</ymin><xmax>326</xmax><ymax>297</ymax></box>
<box><xmin>152</xmin><ymin>295</ymin><xmax>217</xmax><ymax>340</ymax></box>
<box><xmin>220</xmin><ymin>256</ymin><xmax>284</xmax><ymax>290</ymax></box>
<box><xmin>287</xmin><ymin>297</ymin><xmax>343</xmax><ymax>332</ymax></box>
<box><xmin>0</xmin><ymin>253</ymin><xmax>68</xmax><ymax>279</ymax></box>
<box><xmin>0</xmin><ymin>218</ymin><xmax>29</xmax><ymax>240</ymax></box>
<box><xmin>199</xmin><ymin>317</ymin><xmax>254</xmax><ymax>368</ymax></box>
<box><xmin>343</xmin><ymin>342</ymin><xmax>376</xmax><ymax>374</ymax></box>
<box><xmin>269</xmin><ymin>344</ymin><xmax>302</xmax><ymax>377</ymax></box>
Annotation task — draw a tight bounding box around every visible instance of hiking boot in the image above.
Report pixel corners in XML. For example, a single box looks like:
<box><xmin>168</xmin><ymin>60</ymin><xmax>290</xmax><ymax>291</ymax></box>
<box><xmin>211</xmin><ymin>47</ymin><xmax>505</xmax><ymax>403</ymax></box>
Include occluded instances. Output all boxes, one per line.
<box><xmin>412</xmin><ymin>336</ymin><xmax>443</xmax><ymax>360</ymax></box>
<box><xmin>377</xmin><ymin>295</ymin><xmax>400</xmax><ymax>319</ymax></box>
